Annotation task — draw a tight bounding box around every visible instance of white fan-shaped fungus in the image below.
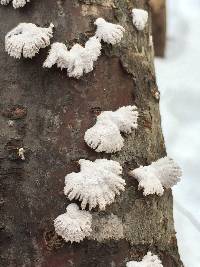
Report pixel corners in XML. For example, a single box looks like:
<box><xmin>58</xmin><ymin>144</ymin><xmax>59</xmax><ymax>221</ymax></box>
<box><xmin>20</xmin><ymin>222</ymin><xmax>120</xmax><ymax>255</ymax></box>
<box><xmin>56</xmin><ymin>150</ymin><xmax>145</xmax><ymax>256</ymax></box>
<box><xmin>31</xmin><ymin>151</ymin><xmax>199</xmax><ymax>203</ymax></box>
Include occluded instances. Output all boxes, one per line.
<box><xmin>126</xmin><ymin>252</ymin><xmax>163</xmax><ymax>267</ymax></box>
<box><xmin>85</xmin><ymin>119</ymin><xmax>124</xmax><ymax>153</ymax></box>
<box><xmin>43</xmin><ymin>42</ymin><xmax>68</xmax><ymax>69</ymax></box>
<box><xmin>43</xmin><ymin>36</ymin><xmax>101</xmax><ymax>78</ymax></box>
<box><xmin>132</xmin><ymin>9</ymin><xmax>148</xmax><ymax>31</ymax></box>
<box><xmin>100</xmin><ymin>106</ymin><xmax>138</xmax><ymax>133</ymax></box>
<box><xmin>5</xmin><ymin>23</ymin><xmax>54</xmax><ymax>59</ymax></box>
<box><xmin>84</xmin><ymin>105</ymin><xmax>138</xmax><ymax>153</ymax></box>
<box><xmin>1</xmin><ymin>0</ymin><xmax>11</xmax><ymax>5</ymax></box>
<box><xmin>129</xmin><ymin>157</ymin><xmax>182</xmax><ymax>196</ymax></box>
<box><xmin>94</xmin><ymin>18</ymin><xmax>125</xmax><ymax>45</ymax></box>
<box><xmin>54</xmin><ymin>203</ymin><xmax>92</xmax><ymax>243</ymax></box>
<box><xmin>1</xmin><ymin>0</ymin><xmax>30</xmax><ymax>8</ymax></box>
<box><xmin>64</xmin><ymin>159</ymin><xmax>125</xmax><ymax>210</ymax></box>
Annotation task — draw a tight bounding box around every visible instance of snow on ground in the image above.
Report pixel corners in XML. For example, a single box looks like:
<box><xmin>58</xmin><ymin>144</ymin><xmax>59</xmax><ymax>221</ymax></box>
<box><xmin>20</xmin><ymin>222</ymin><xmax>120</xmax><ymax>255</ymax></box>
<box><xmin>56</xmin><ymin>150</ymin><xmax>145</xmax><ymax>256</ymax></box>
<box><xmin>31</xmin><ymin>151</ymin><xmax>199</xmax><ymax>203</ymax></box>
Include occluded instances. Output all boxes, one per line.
<box><xmin>155</xmin><ymin>0</ymin><xmax>200</xmax><ymax>266</ymax></box>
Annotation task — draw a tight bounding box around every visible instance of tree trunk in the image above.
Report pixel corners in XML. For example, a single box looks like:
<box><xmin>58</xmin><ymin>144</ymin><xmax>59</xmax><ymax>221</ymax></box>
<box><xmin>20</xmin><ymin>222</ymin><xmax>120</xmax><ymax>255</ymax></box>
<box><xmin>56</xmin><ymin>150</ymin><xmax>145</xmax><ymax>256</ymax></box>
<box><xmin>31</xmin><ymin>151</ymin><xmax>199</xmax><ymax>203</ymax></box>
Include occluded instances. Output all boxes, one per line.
<box><xmin>0</xmin><ymin>1</ymin><xmax>182</xmax><ymax>267</ymax></box>
<box><xmin>149</xmin><ymin>0</ymin><xmax>166</xmax><ymax>57</ymax></box>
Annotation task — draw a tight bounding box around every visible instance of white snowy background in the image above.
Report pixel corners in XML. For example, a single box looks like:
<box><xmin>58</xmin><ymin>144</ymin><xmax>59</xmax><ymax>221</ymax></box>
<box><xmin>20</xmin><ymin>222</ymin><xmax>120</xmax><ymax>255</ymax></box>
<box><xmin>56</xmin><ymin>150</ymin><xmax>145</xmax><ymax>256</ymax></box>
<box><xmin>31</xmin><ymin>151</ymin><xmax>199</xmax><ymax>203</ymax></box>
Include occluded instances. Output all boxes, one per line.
<box><xmin>155</xmin><ymin>0</ymin><xmax>200</xmax><ymax>266</ymax></box>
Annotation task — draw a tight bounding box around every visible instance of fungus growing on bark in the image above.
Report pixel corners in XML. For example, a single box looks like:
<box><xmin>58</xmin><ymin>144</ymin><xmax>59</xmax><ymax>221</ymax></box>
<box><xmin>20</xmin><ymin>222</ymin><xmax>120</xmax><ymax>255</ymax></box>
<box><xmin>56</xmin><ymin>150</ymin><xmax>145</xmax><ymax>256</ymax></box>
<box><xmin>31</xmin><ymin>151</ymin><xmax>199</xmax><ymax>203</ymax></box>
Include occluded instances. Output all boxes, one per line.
<box><xmin>43</xmin><ymin>18</ymin><xmax>124</xmax><ymax>77</ymax></box>
<box><xmin>132</xmin><ymin>9</ymin><xmax>148</xmax><ymax>31</ymax></box>
<box><xmin>1</xmin><ymin>0</ymin><xmax>30</xmax><ymax>8</ymax></box>
<box><xmin>84</xmin><ymin>105</ymin><xmax>138</xmax><ymax>153</ymax></box>
<box><xmin>5</xmin><ymin>23</ymin><xmax>54</xmax><ymax>59</ymax></box>
<box><xmin>126</xmin><ymin>252</ymin><xmax>163</xmax><ymax>267</ymax></box>
<box><xmin>94</xmin><ymin>18</ymin><xmax>125</xmax><ymax>45</ymax></box>
<box><xmin>18</xmin><ymin>147</ymin><xmax>25</xmax><ymax>160</ymax></box>
<box><xmin>64</xmin><ymin>159</ymin><xmax>125</xmax><ymax>210</ymax></box>
<box><xmin>8</xmin><ymin>120</ymin><xmax>14</xmax><ymax>127</ymax></box>
<box><xmin>54</xmin><ymin>203</ymin><xmax>92</xmax><ymax>243</ymax></box>
<box><xmin>43</xmin><ymin>36</ymin><xmax>101</xmax><ymax>78</ymax></box>
<box><xmin>129</xmin><ymin>157</ymin><xmax>182</xmax><ymax>196</ymax></box>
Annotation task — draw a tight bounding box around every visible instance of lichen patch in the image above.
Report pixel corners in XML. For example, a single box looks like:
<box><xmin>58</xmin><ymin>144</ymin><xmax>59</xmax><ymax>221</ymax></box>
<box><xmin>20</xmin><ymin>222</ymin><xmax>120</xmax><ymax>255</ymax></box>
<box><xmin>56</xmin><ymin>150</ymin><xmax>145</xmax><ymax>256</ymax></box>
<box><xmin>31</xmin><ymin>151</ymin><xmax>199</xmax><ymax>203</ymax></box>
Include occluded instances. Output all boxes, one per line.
<box><xmin>90</xmin><ymin>213</ymin><xmax>124</xmax><ymax>242</ymax></box>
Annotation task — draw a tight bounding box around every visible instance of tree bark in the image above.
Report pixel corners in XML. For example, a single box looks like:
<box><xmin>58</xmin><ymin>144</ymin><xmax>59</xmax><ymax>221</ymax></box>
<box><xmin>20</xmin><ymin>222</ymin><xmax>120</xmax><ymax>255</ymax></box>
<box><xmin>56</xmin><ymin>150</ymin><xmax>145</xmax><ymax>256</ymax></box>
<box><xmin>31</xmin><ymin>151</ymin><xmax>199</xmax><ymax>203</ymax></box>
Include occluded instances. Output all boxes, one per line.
<box><xmin>149</xmin><ymin>0</ymin><xmax>166</xmax><ymax>57</ymax></box>
<box><xmin>0</xmin><ymin>1</ymin><xmax>182</xmax><ymax>267</ymax></box>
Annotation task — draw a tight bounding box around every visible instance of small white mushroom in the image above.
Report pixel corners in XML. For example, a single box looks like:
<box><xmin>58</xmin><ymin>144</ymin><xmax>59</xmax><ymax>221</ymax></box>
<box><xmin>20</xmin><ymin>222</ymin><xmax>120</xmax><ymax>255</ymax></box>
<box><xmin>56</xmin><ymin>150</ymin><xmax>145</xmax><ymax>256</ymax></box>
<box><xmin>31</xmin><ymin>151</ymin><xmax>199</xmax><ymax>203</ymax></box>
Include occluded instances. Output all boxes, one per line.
<box><xmin>126</xmin><ymin>252</ymin><xmax>163</xmax><ymax>267</ymax></box>
<box><xmin>94</xmin><ymin>18</ymin><xmax>125</xmax><ymax>45</ymax></box>
<box><xmin>64</xmin><ymin>159</ymin><xmax>125</xmax><ymax>210</ymax></box>
<box><xmin>129</xmin><ymin>157</ymin><xmax>182</xmax><ymax>196</ymax></box>
<box><xmin>8</xmin><ymin>120</ymin><xmax>14</xmax><ymax>127</ymax></box>
<box><xmin>18</xmin><ymin>147</ymin><xmax>25</xmax><ymax>160</ymax></box>
<box><xmin>54</xmin><ymin>203</ymin><xmax>92</xmax><ymax>243</ymax></box>
<box><xmin>132</xmin><ymin>9</ymin><xmax>148</xmax><ymax>31</ymax></box>
<box><xmin>84</xmin><ymin>105</ymin><xmax>138</xmax><ymax>153</ymax></box>
<box><xmin>5</xmin><ymin>23</ymin><xmax>54</xmax><ymax>59</ymax></box>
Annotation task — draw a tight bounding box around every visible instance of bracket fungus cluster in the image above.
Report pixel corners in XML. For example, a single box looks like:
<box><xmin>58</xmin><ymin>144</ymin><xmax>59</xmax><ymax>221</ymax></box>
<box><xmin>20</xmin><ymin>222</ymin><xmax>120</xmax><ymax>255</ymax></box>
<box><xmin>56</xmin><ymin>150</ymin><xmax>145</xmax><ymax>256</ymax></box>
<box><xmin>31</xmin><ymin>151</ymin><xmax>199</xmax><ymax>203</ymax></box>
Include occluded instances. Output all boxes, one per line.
<box><xmin>5</xmin><ymin>23</ymin><xmax>54</xmax><ymax>59</ymax></box>
<box><xmin>84</xmin><ymin>106</ymin><xmax>138</xmax><ymax>153</ymax></box>
<box><xmin>1</xmin><ymin>0</ymin><xmax>30</xmax><ymax>8</ymax></box>
<box><xmin>129</xmin><ymin>157</ymin><xmax>182</xmax><ymax>196</ymax></box>
<box><xmin>126</xmin><ymin>252</ymin><xmax>163</xmax><ymax>267</ymax></box>
<box><xmin>64</xmin><ymin>159</ymin><xmax>125</xmax><ymax>210</ymax></box>
<box><xmin>132</xmin><ymin>8</ymin><xmax>149</xmax><ymax>31</ymax></box>
<box><xmin>4</xmin><ymin>18</ymin><xmax>124</xmax><ymax>78</ymax></box>
<box><xmin>44</xmin><ymin>18</ymin><xmax>125</xmax><ymax>78</ymax></box>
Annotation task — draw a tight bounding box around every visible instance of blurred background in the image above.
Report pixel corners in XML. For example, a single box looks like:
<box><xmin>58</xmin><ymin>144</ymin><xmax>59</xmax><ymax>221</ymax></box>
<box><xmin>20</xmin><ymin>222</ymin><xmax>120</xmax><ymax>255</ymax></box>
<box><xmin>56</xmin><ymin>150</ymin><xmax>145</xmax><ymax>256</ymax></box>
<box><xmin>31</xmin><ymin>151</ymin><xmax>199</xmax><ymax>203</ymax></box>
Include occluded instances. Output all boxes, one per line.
<box><xmin>154</xmin><ymin>0</ymin><xmax>200</xmax><ymax>266</ymax></box>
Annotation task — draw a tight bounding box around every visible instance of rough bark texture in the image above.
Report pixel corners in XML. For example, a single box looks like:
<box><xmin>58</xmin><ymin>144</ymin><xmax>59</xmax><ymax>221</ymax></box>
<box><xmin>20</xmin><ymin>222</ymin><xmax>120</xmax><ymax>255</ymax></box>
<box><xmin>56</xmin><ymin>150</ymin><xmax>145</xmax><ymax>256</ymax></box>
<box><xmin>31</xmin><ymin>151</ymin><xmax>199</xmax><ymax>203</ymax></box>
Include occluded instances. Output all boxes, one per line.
<box><xmin>0</xmin><ymin>1</ymin><xmax>182</xmax><ymax>267</ymax></box>
<box><xmin>149</xmin><ymin>0</ymin><xmax>166</xmax><ymax>57</ymax></box>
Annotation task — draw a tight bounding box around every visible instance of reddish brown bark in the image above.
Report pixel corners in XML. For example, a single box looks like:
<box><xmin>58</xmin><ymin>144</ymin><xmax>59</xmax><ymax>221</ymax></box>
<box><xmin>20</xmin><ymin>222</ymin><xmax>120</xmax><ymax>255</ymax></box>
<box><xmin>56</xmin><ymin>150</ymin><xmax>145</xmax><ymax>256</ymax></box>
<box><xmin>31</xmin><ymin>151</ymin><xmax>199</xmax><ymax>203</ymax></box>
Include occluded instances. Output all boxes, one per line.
<box><xmin>149</xmin><ymin>0</ymin><xmax>166</xmax><ymax>57</ymax></box>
